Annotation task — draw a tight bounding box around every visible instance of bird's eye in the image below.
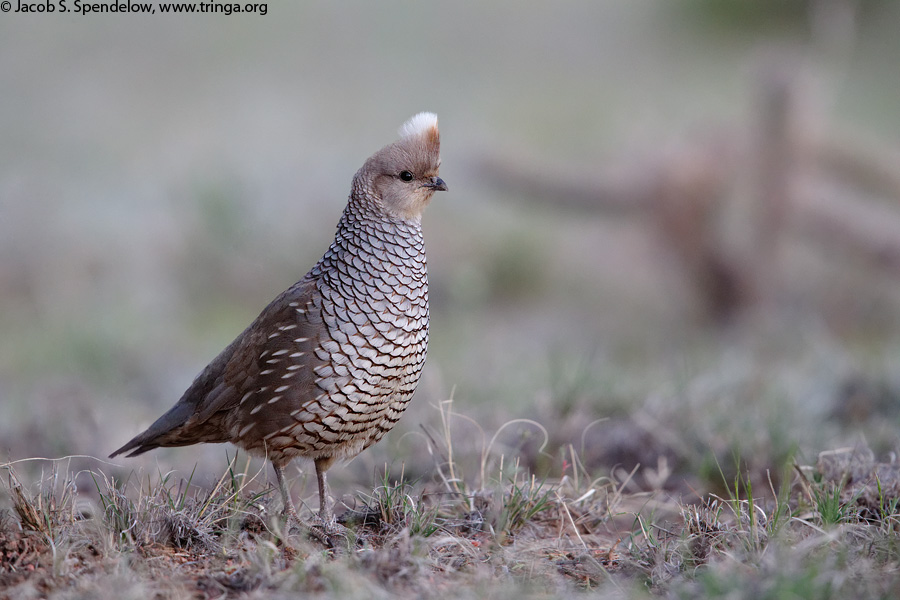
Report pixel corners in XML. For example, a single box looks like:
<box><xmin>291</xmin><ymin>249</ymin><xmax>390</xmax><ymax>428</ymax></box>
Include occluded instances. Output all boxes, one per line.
<box><xmin>399</xmin><ymin>171</ymin><xmax>414</xmax><ymax>182</ymax></box>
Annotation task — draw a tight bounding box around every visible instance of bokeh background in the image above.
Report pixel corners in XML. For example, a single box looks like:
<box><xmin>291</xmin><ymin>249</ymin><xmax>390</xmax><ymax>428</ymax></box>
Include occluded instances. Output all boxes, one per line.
<box><xmin>3</xmin><ymin>0</ymin><xmax>900</xmax><ymax>505</ymax></box>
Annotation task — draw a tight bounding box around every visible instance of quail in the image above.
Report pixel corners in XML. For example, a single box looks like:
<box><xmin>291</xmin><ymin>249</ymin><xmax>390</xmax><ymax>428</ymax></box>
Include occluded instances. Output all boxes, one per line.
<box><xmin>110</xmin><ymin>113</ymin><xmax>446</xmax><ymax>525</ymax></box>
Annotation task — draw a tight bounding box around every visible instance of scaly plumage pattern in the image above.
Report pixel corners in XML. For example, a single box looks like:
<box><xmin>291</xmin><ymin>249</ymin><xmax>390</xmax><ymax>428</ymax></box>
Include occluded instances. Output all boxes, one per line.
<box><xmin>111</xmin><ymin>113</ymin><xmax>447</xmax><ymax>524</ymax></box>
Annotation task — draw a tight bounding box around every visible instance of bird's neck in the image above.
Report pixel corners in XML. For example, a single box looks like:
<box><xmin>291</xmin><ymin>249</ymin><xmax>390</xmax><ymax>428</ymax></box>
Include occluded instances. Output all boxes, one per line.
<box><xmin>309</xmin><ymin>197</ymin><xmax>427</xmax><ymax>283</ymax></box>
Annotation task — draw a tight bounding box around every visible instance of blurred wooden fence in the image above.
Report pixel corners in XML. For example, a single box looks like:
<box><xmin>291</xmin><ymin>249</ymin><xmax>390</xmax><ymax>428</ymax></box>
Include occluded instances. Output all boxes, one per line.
<box><xmin>477</xmin><ymin>62</ymin><xmax>900</xmax><ymax>325</ymax></box>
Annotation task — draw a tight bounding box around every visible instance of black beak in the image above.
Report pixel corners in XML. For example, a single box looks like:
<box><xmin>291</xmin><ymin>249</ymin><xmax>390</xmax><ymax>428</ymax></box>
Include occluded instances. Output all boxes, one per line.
<box><xmin>424</xmin><ymin>176</ymin><xmax>448</xmax><ymax>192</ymax></box>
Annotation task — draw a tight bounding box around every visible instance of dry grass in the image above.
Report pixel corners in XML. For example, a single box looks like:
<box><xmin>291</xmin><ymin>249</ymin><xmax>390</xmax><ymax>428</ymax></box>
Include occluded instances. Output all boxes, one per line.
<box><xmin>3</xmin><ymin>396</ymin><xmax>900</xmax><ymax>599</ymax></box>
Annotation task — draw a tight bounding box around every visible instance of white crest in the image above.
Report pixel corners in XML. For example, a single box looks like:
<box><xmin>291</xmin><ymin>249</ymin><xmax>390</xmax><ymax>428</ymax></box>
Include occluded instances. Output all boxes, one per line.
<box><xmin>399</xmin><ymin>112</ymin><xmax>439</xmax><ymax>139</ymax></box>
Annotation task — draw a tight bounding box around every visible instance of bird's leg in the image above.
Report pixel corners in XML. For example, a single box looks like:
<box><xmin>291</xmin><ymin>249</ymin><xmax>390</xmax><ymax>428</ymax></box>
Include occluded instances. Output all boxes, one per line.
<box><xmin>314</xmin><ymin>457</ymin><xmax>333</xmax><ymax>524</ymax></box>
<box><xmin>309</xmin><ymin>457</ymin><xmax>349</xmax><ymax>545</ymax></box>
<box><xmin>273</xmin><ymin>458</ymin><xmax>341</xmax><ymax>546</ymax></box>
<box><xmin>273</xmin><ymin>462</ymin><xmax>299</xmax><ymax>522</ymax></box>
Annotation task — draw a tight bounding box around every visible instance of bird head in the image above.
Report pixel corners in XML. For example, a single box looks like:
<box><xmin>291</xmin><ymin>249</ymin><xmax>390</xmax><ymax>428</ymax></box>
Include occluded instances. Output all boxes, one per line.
<box><xmin>353</xmin><ymin>112</ymin><xmax>447</xmax><ymax>222</ymax></box>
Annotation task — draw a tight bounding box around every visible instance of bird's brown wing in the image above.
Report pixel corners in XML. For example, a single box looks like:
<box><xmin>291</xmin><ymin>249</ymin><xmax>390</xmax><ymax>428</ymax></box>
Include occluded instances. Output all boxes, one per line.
<box><xmin>109</xmin><ymin>278</ymin><xmax>325</xmax><ymax>457</ymax></box>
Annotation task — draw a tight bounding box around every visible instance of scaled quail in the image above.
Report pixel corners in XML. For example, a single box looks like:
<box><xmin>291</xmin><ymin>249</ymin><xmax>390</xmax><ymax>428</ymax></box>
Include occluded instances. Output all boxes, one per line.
<box><xmin>110</xmin><ymin>113</ymin><xmax>447</xmax><ymax>524</ymax></box>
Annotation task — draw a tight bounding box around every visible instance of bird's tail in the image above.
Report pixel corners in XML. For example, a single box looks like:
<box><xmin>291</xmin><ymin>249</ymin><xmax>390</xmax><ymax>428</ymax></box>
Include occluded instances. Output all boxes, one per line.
<box><xmin>108</xmin><ymin>437</ymin><xmax>158</xmax><ymax>459</ymax></box>
<box><xmin>108</xmin><ymin>402</ymin><xmax>202</xmax><ymax>458</ymax></box>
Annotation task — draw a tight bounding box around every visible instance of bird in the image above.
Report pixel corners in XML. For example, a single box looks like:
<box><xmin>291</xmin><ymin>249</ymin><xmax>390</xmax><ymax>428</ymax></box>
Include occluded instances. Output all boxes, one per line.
<box><xmin>110</xmin><ymin>112</ymin><xmax>446</xmax><ymax>527</ymax></box>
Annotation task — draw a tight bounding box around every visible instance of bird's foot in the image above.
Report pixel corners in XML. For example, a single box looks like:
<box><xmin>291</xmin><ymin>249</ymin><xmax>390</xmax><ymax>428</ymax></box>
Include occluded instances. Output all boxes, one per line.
<box><xmin>307</xmin><ymin>512</ymin><xmax>350</xmax><ymax>548</ymax></box>
<box><xmin>279</xmin><ymin>505</ymin><xmax>305</xmax><ymax>534</ymax></box>
<box><xmin>277</xmin><ymin>507</ymin><xmax>347</xmax><ymax>547</ymax></box>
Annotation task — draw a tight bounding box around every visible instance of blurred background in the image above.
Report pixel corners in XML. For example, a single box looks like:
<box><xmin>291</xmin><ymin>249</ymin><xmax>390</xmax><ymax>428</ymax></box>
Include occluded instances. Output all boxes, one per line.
<box><xmin>2</xmin><ymin>0</ymin><xmax>900</xmax><ymax>504</ymax></box>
